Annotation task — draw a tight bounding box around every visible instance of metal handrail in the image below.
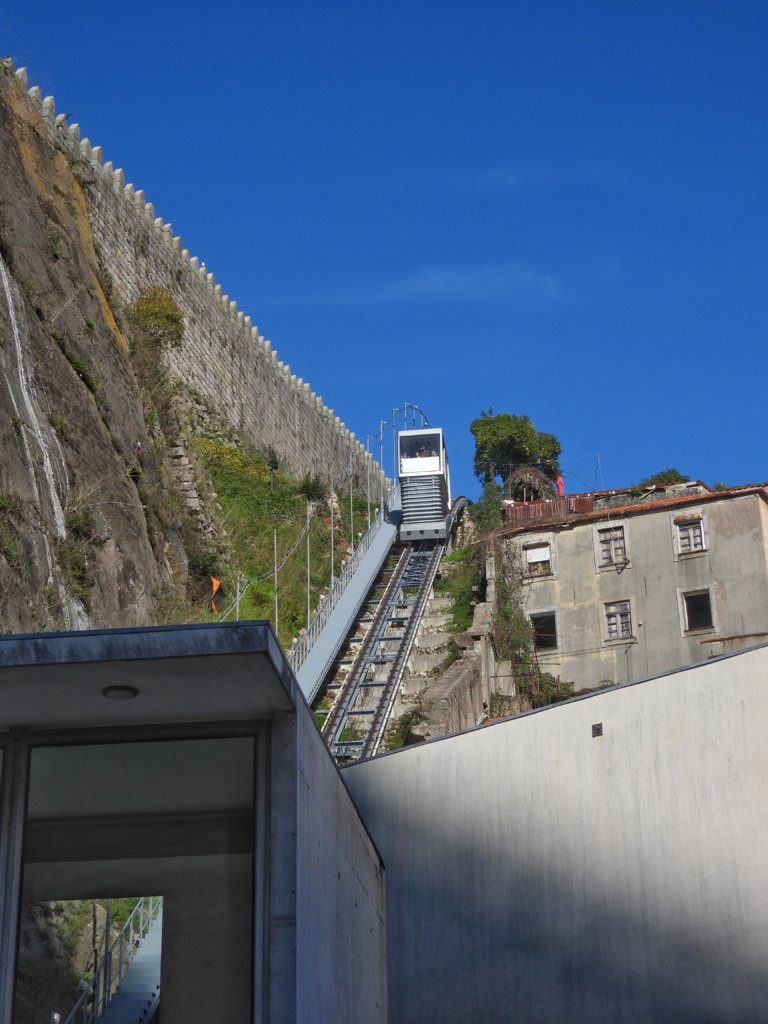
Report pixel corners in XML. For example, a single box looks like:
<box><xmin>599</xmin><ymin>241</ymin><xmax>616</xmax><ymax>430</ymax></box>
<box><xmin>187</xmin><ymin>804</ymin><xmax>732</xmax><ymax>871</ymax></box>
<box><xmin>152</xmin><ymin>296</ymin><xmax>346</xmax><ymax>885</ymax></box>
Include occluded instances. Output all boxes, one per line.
<box><xmin>289</xmin><ymin>486</ymin><xmax>396</xmax><ymax>674</ymax></box>
<box><xmin>62</xmin><ymin>896</ymin><xmax>163</xmax><ymax>1024</ymax></box>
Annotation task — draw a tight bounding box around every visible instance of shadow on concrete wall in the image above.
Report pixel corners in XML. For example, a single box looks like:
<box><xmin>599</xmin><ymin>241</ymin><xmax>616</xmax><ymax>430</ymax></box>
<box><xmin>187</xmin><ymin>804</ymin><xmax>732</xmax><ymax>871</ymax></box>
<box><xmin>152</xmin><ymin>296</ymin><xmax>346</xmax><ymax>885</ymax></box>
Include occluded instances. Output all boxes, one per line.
<box><xmin>378</xmin><ymin>808</ymin><xmax>767</xmax><ymax>1023</ymax></box>
<box><xmin>345</xmin><ymin>649</ymin><xmax>768</xmax><ymax>1023</ymax></box>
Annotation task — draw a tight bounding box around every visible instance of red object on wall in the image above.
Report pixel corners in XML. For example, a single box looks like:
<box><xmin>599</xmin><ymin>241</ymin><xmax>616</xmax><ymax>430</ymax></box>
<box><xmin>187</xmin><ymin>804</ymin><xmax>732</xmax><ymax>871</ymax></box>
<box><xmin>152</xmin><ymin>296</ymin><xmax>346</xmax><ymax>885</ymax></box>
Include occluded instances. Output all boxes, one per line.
<box><xmin>556</xmin><ymin>476</ymin><xmax>565</xmax><ymax>497</ymax></box>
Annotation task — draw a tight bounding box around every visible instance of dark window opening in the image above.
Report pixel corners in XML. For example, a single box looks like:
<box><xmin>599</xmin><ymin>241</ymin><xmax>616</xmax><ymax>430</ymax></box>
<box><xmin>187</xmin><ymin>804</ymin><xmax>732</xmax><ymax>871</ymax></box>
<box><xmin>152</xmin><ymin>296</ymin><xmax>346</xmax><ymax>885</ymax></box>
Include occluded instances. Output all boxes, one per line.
<box><xmin>684</xmin><ymin>591</ymin><xmax>713</xmax><ymax>631</ymax></box>
<box><xmin>531</xmin><ymin>612</ymin><xmax>558</xmax><ymax>650</ymax></box>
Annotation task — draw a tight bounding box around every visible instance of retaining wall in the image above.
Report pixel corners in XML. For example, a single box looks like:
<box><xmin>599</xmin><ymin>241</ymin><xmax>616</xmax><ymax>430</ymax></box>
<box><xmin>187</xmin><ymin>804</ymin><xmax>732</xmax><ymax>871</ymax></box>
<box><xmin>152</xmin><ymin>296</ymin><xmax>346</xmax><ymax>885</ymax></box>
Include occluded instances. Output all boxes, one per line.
<box><xmin>6</xmin><ymin>61</ymin><xmax>386</xmax><ymax>489</ymax></box>
<box><xmin>345</xmin><ymin>643</ymin><xmax>768</xmax><ymax>1023</ymax></box>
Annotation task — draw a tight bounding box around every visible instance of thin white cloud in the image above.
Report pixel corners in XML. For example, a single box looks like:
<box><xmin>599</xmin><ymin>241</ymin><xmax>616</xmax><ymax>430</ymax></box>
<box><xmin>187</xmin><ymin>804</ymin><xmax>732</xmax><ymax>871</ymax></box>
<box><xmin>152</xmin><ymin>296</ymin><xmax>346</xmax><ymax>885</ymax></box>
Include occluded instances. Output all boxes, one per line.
<box><xmin>270</xmin><ymin>260</ymin><xmax>562</xmax><ymax>306</ymax></box>
<box><xmin>473</xmin><ymin>167</ymin><xmax>522</xmax><ymax>189</ymax></box>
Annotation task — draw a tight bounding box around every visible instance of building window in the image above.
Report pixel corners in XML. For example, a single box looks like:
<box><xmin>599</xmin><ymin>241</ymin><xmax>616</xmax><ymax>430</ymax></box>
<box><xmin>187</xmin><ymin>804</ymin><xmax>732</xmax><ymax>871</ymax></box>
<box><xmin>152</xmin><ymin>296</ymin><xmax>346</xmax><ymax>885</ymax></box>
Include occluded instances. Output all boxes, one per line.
<box><xmin>598</xmin><ymin>526</ymin><xmax>627</xmax><ymax>567</ymax></box>
<box><xmin>530</xmin><ymin>611</ymin><xmax>558</xmax><ymax>650</ymax></box>
<box><xmin>604</xmin><ymin>600</ymin><xmax>632</xmax><ymax>640</ymax></box>
<box><xmin>683</xmin><ymin>590</ymin><xmax>714</xmax><ymax>631</ymax></box>
<box><xmin>676</xmin><ymin>516</ymin><xmax>705</xmax><ymax>555</ymax></box>
<box><xmin>523</xmin><ymin>542</ymin><xmax>552</xmax><ymax>578</ymax></box>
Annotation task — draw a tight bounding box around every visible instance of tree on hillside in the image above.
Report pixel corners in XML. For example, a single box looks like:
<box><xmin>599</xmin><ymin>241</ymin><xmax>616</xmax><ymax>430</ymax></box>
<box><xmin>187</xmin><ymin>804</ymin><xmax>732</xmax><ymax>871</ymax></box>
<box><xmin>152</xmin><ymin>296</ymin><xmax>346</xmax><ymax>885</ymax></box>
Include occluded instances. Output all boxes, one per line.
<box><xmin>472</xmin><ymin>481</ymin><xmax>504</xmax><ymax>534</ymax></box>
<box><xmin>638</xmin><ymin>468</ymin><xmax>688</xmax><ymax>487</ymax></box>
<box><xmin>470</xmin><ymin>410</ymin><xmax>561</xmax><ymax>499</ymax></box>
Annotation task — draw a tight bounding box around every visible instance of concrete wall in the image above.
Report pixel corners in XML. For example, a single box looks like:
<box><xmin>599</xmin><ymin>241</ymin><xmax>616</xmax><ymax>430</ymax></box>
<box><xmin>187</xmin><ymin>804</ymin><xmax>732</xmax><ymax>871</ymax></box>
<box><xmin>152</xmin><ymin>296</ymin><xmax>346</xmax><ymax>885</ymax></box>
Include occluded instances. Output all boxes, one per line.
<box><xmin>296</xmin><ymin>707</ymin><xmax>387</xmax><ymax>1023</ymax></box>
<box><xmin>507</xmin><ymin>492</ymin><xmax>768</xmax><ymax>690</ymax></box>
<box><xmin>344</xmin><ymin>643</ymin><xmax>768</xmax><ymax>1023</ymax></box>
<box><xmin>9</xmin><ymin>63</ymin><xmax>387</xmax><ymax>489</ymax></box>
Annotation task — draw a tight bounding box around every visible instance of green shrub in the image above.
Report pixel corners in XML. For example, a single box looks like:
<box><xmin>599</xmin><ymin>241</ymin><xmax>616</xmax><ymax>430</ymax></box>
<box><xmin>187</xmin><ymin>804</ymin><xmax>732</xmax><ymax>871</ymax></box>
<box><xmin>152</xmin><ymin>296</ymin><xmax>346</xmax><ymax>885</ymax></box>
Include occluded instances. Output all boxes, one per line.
<box><xmin>386</xmin><ymin>708</ymin><xmax>423</xmax><ymax>751</ymax></box>
<box><xmin>65</xmin><ymin>508</ymin><xmax>98</xmax><ymax>541</ymax></box>
<box><xmin>50</xmin><ymin>414</ymin><xmax>76</xmax><ymax>447</ymax></box>
<box><xmin>58</xmin><ymin>544</ymin><xmax>94</xmax><ymax>607</ymax></box>
<box><xmin>298</xmin><ymin>473</ymin><xmax>326</xmax><ymax>502</ymax></box>
<box><xmin>129</xmin><ymin>289</ymin><xmax>184</xmax><ymax>350</ymax></box>
<box><xmin>61</xmin><ymin>346</ymin><xmax>98</xmax><ymax>394</ymax></box>
<box><xmin>0</xmin><ymin>491</ymin><xmax>24</xmax><ymax>517</ymax></box>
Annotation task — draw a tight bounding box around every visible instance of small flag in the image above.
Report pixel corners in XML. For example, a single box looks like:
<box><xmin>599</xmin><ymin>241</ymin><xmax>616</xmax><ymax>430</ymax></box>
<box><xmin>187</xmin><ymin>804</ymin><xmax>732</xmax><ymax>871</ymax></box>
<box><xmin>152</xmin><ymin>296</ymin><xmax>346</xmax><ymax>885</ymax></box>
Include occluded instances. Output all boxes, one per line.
<box><xmin>210</xmin><ymin>576</ymin><xmax>223</xmax><ymax>613</ymax></box>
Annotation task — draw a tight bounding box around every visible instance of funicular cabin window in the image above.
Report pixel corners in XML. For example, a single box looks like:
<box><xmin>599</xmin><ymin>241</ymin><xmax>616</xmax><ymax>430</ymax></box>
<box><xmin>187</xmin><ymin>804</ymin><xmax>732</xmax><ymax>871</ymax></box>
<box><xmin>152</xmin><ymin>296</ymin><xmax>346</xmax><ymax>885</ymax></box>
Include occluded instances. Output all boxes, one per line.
<box><xmin>530</xmin><ymin>612</ymin><xmax>557</xmax><ymax>650</ymax></box>
<box><xmin>683</xmin><ymin>590</ymin><xmax>714</xmax><ymax>631</ymax></box>
<box><xmin>524</xmin><ymin>543</ymin><xmax>551</xmax><ymax>577</ymax></box>
<box><xmin>598</xmin><ymin>526</ymin><xmax>626</xmax><ymax>566</ymax></box>
<box><xmin>605</xmin><ymin>600</ymin><xmax>632</xmax><ymax>640</ymax></box>
<box><xmin>400</xmin><ymin>432</ymin><xmax>441</xmax><ymax>464</ymax></box>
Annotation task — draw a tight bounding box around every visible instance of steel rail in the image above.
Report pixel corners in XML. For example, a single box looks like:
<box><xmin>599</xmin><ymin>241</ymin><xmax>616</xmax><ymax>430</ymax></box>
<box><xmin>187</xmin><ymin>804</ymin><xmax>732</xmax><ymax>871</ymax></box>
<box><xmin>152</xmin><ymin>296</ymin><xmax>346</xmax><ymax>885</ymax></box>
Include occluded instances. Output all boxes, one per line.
<box><xmin>363</xmin><ymin>542</ymin><xmax>444</xmax><ymax>759</ymax></box>
<box><xmin>322</xmin><ymin>546</ymin><xmax>409</xmax><ymax>750</ymax></box>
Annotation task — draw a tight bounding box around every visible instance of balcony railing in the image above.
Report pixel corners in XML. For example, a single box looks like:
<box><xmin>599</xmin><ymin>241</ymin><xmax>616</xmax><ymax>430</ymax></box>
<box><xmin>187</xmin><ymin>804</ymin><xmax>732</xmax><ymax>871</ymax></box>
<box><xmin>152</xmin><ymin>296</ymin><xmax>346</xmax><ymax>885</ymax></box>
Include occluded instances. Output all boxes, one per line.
<box><xmin>503</xmin><ymin>495</ymin><xmax>594</xmax><ymax>524</ymax></box>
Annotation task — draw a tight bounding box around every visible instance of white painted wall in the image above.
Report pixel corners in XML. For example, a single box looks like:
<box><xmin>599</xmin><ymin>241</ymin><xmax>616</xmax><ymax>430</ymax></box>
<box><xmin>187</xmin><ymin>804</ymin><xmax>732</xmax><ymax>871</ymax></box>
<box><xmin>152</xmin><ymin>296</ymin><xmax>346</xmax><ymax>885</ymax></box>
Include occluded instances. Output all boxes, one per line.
<box><xmin>345</xmin><ymin>644</ymin><xmax>768</xmax><ymax>1023</ymax></box>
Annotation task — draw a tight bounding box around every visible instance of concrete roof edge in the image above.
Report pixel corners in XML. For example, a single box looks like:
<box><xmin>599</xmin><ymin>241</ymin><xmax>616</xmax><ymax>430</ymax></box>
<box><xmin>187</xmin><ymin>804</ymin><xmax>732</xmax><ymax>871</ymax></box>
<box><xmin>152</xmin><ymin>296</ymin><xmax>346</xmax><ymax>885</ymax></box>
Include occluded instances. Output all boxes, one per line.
<box><xmin>345</xmin><ymin>636</ymin><xmax>768</xmax><ymax>767</ymax></box>
<box><xmin>0</xmin><ymin>620</ymin><xmax>282</xmax><ymax>673</ymax></box>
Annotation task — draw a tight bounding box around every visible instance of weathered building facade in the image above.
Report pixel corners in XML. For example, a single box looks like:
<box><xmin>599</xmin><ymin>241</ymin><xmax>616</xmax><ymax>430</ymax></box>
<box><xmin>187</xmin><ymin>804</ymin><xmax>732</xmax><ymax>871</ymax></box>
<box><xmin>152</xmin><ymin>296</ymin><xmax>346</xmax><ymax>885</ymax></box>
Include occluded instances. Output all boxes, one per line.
<box><xmin>500</xmin><ymin>484</ymin><xmax>768</xmax><ymax>691</ymax></box>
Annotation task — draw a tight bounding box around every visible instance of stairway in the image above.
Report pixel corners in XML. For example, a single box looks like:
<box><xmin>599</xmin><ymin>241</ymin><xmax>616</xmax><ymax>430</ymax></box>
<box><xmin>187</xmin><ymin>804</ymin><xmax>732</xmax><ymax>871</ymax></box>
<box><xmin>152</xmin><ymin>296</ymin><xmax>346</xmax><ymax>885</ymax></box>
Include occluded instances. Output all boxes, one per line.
<box><xmin>101</xmin><ymin>909</ymin><xmax>162</xmax><ymax>1024</ymax></box>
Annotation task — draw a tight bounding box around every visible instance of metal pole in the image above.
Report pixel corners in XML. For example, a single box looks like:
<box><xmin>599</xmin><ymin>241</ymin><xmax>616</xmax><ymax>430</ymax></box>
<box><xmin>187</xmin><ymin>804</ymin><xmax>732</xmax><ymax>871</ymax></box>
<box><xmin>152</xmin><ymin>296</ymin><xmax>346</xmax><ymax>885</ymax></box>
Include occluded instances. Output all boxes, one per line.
<box><xmin>91</xmin><ymin>902</ymin><xmax>98</xmax><ymax>1015</ymax></box>
<box><xmin>391</xmin><ymin>407</ymin><xmax>399</xmax><ymax>483</ymax></box>
<box><xmin>349</xmin><ymin>459</ymin><xmax>354</xmax><ymax>554</ymax></box>
<box><xmin>330</xmin><ymin>474</ymin><xmax>334</xmax><ymax>591</ymax></box>
<box><xmin>273</xmin><ymin>529</ymin><xmax>278</xmax><ymax>636</ymax></box>
<box><xmin>306</xmin><ymin>501</ymin><xmax>311</xmax><ymax>629</ymax></box>
<box><xmin>105</xmin><ymin>898</ymin><xmax>112</xmax><ymax>1006</ymax></box>
<box><xmin>379</xmin><ymin>418</ymin><xmax>387</xmax><ymax>506</ymax></box>
<box><xmin>235</xmin><ymin>575</ymin><xmax>242</xmax><ymax>622</ymax></box>
<box><xmin>366</xmin><ymin>438</ymin><xmax>371</xmax><ymax>528</ymax></box>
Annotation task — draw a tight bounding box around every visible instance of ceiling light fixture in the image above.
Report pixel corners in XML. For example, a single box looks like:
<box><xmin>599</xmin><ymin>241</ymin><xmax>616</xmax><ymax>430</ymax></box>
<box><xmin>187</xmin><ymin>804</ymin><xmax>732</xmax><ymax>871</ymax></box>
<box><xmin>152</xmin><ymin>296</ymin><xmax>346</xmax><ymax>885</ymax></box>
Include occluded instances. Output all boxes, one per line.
<box><xmin>102</xmin><ymin>685</ymin><xmax>139</xmax><ymax>700</ymax></box>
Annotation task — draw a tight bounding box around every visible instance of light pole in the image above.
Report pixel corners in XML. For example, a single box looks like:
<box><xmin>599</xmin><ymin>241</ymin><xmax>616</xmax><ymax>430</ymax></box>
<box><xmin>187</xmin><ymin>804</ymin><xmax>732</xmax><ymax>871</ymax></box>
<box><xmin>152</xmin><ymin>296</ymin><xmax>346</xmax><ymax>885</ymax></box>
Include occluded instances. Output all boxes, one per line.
<box><xmin>273</xmin><ymin>529</ymin><xmax>278</xmax><ymax>637</ymax></box>
<box><xmin>365</xmin><ymin>435</ymin><xmax>375</xmax><ymax>528</ymax></box>
<box><xmin>391</xmin><ymin>406</ymin><xmax>400</xmax><ymax>484</ymax></box>
<box><xmin>330</xmin><ymin>473</ymin><xmax>335</xmax><ymax>592</ymax></box>
<box><xmin>349</xmin><ymin>456</ymin><xmax>354</xmax><ymax>555</ymax></box>
<box><xmin>379</xmin><ymin>417</ymin><xmax>388</xmax><ymax>505</ymax></box>
<box><xmin>306</xmin><ymin>501</ymin><xmax>311</xmax><ymax>628</ymax></box>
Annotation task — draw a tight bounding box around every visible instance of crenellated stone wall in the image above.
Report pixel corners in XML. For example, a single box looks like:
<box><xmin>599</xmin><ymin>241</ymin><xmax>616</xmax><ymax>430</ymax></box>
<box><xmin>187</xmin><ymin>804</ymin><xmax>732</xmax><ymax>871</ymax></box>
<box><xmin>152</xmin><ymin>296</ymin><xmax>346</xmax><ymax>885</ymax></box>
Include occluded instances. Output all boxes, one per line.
<box><xmin>6</xmin><ymin>61</ymin><xmax>387</xmax><ymax>492</ymax></box>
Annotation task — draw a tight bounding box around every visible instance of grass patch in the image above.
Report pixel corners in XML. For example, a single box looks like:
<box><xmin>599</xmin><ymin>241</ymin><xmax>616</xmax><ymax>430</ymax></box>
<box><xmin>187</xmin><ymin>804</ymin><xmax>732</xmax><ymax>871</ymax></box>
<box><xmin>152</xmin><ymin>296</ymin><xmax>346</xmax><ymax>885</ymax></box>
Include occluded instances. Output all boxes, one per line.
<box><xmin>386</xmin><ymin>707</ymin><xmax>423</xmax><ymax>751</ymax></box>
<box><xmin>192</xmin><ymin>438</ymin><xmax>370</xmax><ymax>648</ymax></box>
<box><xmin>50</xmin><ymin>414</ymin><xmax>77</xmax><ymax>447</ymax></box>
<box><xmin>436</xmin><ymin>544</ymin><xmax>481</xmax><ymax>633</ymax></box>
<box><xmin>430</xmin><ymin>636</ymin><xmax>462</xmax><ymax>677</ymax></box>
<box><xmin>129</xmin><ymin>288</ymin><xmax>184</xmax><ymax>350</ymax></box>
<box><xmin>65</xmin><ymin>507</ymin><xmax>98</xmax><ymax>541</ymax></box>
<box><xmin>0</xmin><ymin>491</ymin><xmax>24</xmax><ymax>517</ymax></box>
<box><xmin>61</xmin><ymin>345</ymin><xmax>98</xmax><ymax>394</ymax></box>
<box><xmin>57</xmin><ymin>544</ymin><xmax>94</xmax><ymax>607</ymax></box>
<box><xmin>0</xmin><ymin>492</ymin><xmax>24</xmax><ymax>567</ymax></box>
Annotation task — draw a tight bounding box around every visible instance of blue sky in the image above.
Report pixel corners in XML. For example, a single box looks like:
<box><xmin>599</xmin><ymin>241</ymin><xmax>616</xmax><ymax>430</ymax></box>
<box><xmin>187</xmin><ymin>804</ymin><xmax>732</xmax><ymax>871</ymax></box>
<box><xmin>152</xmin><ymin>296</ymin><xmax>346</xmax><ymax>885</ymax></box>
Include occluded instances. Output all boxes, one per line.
<box><xmin>4</xmin><ymin>1</ymin><xmax>767</xmax><ymax>498</ymax></box>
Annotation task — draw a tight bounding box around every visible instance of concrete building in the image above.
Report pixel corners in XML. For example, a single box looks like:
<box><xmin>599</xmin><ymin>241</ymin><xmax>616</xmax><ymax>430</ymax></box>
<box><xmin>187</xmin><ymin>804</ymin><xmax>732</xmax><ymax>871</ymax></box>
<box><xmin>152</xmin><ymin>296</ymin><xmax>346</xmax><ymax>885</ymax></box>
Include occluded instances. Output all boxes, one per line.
<box><xmin>498</xmin><ymin>483</ymin><xmax>768</xmax><ymax>690</ymax></box>
<box><xmin>345</xmin><ymin>641</ymin><xmax>768</xmax><ymax>1023</ymax></box>
<box><xmin>2</xmin><ymin>621</ymin><xmax>768</xmax><ymax>1023</ymax></box>
<box><xmin>0</xmin><ymin>623</ymin><xmax>386</xmax><ymax>1024</ymax></box>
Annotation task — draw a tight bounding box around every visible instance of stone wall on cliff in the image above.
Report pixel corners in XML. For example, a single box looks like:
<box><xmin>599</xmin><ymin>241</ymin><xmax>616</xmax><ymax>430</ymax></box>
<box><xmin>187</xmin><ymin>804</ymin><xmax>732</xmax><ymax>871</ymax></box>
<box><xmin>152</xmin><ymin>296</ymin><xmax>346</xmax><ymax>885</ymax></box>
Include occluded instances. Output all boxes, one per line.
<box><xmin>9</xmin><ymin>61</ymin><xmax>386</xmax><ymax>492</ymax></box>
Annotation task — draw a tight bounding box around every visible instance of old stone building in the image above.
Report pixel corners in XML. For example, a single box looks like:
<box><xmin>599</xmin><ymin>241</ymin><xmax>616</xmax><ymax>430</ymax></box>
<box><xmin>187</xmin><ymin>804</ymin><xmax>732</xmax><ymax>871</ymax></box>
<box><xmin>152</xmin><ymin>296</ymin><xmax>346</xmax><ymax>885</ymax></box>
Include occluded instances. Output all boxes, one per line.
<box><xmin>499</xmin><ymin>482</ymin><xmax>768</xmax><ymax>691</ymax></box>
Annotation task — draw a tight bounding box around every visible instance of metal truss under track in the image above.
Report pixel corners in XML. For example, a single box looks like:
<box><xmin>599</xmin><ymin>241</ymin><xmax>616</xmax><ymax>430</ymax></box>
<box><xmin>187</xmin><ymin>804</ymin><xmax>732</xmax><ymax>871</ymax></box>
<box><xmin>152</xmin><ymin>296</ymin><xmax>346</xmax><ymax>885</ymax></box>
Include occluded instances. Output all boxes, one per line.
<box><xmin>322</xmin><ymin>542</ymin><xmax>444</xmax><ymax>762</ymax></box>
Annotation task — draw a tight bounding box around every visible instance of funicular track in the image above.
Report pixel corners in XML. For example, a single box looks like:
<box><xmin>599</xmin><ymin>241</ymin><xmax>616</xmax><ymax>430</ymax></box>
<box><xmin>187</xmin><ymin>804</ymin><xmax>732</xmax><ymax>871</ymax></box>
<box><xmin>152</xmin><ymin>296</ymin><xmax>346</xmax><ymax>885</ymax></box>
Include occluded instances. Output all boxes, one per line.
<box><xmin>322</xmin><ymin>541</ymin><xmax>444</xmax><ymax>762</ymax></box>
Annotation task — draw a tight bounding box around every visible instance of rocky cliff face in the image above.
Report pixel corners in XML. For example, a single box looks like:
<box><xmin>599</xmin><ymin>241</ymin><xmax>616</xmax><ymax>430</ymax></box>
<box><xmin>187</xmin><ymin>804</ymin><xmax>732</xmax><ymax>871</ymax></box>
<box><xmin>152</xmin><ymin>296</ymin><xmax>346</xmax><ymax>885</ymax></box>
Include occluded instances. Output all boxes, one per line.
<box><xmin>0</xmin><ymin>67</ymin><xmax>176</xmax><ymax>631</ymax></box>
